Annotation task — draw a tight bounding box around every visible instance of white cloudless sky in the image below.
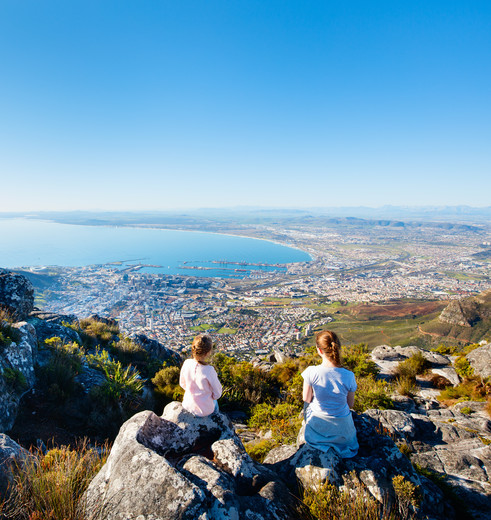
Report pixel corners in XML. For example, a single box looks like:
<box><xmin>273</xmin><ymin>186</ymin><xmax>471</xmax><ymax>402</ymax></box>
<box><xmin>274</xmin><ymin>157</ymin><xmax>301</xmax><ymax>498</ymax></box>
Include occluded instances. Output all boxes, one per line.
<box><xmin>0</xmin><ymin>0</ymin><xmax>490</xmax><ymax>211</ymax></box>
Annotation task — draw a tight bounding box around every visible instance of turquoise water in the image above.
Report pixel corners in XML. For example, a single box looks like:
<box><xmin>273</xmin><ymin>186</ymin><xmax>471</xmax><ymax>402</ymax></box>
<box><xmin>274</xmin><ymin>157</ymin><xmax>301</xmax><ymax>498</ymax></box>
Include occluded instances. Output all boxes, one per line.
<box><xmin>0</xmin><ymin>218</ymin><xmax>310</xmax><ymax>278</ymax></box>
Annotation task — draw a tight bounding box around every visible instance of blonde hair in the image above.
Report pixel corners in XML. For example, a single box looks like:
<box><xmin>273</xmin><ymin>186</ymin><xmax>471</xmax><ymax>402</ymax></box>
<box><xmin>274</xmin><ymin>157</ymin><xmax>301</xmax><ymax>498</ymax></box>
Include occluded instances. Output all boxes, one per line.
<box><xmin>315</xmin><ymin>330</ymin><xmax>342</xmax><ymax>367</ymax></box>
<box><xmin>191</xmin><ymin>334</ymin><xmax>213</xmax><ymax>365</ymax></box>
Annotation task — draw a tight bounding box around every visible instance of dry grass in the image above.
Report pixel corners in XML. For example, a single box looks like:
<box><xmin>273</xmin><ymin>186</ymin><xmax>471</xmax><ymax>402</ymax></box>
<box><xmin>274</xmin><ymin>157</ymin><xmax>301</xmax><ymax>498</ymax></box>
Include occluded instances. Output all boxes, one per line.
<box><xmin>0</xmin><ymin>439</ymin><xmax>108</xmax><ymax>520</ymax></box>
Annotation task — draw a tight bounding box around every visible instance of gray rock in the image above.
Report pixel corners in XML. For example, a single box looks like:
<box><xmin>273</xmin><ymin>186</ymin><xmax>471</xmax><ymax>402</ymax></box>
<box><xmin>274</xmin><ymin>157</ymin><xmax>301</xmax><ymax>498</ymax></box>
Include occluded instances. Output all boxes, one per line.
<box><xmin>0</xmin><ymin>270</ymin><xmax>34</xmax><ymax>321</ymax></box>
<box><xmin>0</xmin><ymin>434</ymin><xmax>28</xmax><ymax>498</ymax></box>
<box><xmin>363</xmin><ymin>409</ymin><xmax>418</xmax><ymax>441</ymax></box>
<box><xmin>467</xmin><ymin>344</ymin><xmax>491</xmax><ymax>379</ymax></box>
<box><xmin>0</xmin><ymin>322</ymin><xmax>38</xmax><ymax>431</ymax></box>
<box><xmin>132</xmin><ymin>334</ymin><xmax>182</xmax><ymax>366</ymax></box>
<box><xmin>29</xmin><ymin>316</ymin><xmax>82</xmax><ymax>345</ymax></box>
<box><xmin>84</xmin><ymin>404</ymin><xmax>297</xmax><ymax>520</ymax></box>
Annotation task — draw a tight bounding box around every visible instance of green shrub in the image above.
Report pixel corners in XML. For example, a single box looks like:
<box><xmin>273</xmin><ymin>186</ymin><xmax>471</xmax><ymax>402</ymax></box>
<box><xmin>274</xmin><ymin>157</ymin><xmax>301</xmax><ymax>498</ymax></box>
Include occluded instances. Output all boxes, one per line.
<box><xmin>460</xmin><ymin>406</ymin><xmax>473</xmax><ymax>415</ymax></box>
<box><xmin>394</xmin><ymin>352</ymin><xmax>429</xmax><ymax>379</ymax></box>
<box><xmin>87</xmin><ymin>349</ymin><xmax>144</xmax><ymax>409</ymax></box>
<box><xmin>396</xmin><ymin>376</ymin><xmax>417</xmax><ymax>397</ymax></box>
<box><xmin>152</xmin><ymin>366</ymin><xmax>183</xmax><ymax>403</ymax></box>
<box><xmin>353</xmin><ymin>375</ymin><xmax>394</xmax><ymax>412</ymax></box>
<box><xmin>438</xmin><ymin>379</ymin><xmax>487</xmax><ymax>403</ymax></box>
<box><xmin>301</xmin><ymin>473</ymin><xmax>396</xmax><ymax>520</ymax></box>
<box><xmin>0</xmin><ymin>318</ymin><xmax>21</xmax><ymax>349</ymax></box>
<box><xmin>0</xmin><ymin>440</ymin><xmax>107</xmax><ymax>520</ymax></box>
<box><xmin>2</xmin><ymin>367</ymin><xmax>28</xmax><ymax>393</ymax></box>
<box><xmin>342</xmin><ymin>343</ymin><xmax>380</xmax><ymax>378</ymax></box>
<box><xmin>453</xmin><ymin>356</ymin><xmax>474</xmax><ymax>378</ymax></box>
<box><xmin>39</xmin><ymin>338</ymin><xmax>85</xmax><ymax>402</ymax></box>
<box><xmin>392</xmin><ymin>475</ymin><xmax>421</xmax><ymax>519</ymax></box>
<box><xmin>244</xmin><ymin>439</ymin><xmax>277</xmax><ymax>463</ymax></box>
<box><xmin>248</xmin><ymin>402</ymin><xmax>303</xmax><ymax>444</ymax></box>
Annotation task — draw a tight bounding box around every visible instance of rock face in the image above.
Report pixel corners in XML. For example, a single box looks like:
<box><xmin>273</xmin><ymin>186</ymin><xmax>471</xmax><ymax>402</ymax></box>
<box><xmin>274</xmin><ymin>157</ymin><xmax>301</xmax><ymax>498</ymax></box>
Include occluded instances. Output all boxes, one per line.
<box><xmin>84</xmin><ymin>403</ymin><xmax>298</xmax><ymax>520</ymax></box>
<box><xmin>364</xmin><ymin>406</ymin><xmax>491</xmax><ymax>519</ymax></box>
<box><xmin>371</xmin><ymin>345</ymin><xmax>460</xmax><ymax>386</ymax></box>
<box><xmin>132</xmin><ymin>334</ymin><xmax>182</xmax><ymax>366</ymax></box>
<box><xmin>0</xmin><ymin>434</ymin><xmax>28</xmax><ymax>498</ymax></box>
<box><xmin>265</xmin><ymin>412</ymin><xmax>446</xmax><ymax>519</ymax></box>
<box><xmin>0</xmin><ymin>322</ymin><xmax>38</xmax><ymax>432</ymax></box>
<box><xmin>438</xmin><ymin>290</ymin><xmax>491</xmax><ymax>327</ymax></box>
<box><xmin>466</xmin><ymin>344</ymin><xmax>491</xmax><ymax>379</ymax></box>
<box><xmin>0</xmin><ymin>269</ymin><xmax>34</xmax><ymax>321</ymax></box>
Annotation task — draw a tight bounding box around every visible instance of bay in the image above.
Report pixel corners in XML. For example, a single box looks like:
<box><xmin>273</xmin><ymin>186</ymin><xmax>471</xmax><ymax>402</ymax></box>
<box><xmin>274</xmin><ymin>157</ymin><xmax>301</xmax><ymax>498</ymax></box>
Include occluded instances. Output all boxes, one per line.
<box><xmin>0</xmin><ymin>218</ymin><xmax>311</xmax><ymax>278</ymax></box>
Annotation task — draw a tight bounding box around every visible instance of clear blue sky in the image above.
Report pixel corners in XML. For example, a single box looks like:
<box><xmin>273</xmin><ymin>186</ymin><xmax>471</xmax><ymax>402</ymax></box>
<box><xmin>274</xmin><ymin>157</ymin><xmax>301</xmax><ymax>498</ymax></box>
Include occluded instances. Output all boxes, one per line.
<box><xmin>1</xmin><ymin>1</ymin><xmax>490</xmax><ymax>211</ymax></box>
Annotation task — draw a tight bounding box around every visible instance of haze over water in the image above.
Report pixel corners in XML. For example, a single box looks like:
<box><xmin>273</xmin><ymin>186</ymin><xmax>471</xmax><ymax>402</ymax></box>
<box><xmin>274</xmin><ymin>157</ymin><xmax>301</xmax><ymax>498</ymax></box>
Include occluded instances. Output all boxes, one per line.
<box><xmin>0</xmin><ymin>219</ymin><xmax>310</xmax><ymax>278</ymax></box>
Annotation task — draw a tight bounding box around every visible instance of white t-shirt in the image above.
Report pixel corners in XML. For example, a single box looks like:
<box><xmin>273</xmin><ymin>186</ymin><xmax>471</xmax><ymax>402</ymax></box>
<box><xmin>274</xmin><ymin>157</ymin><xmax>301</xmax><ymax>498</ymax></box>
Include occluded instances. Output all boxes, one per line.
<box><xmin>301</xmin><ymin>365</ymin><xmax>357</xmax><ymax>418</ymax></box>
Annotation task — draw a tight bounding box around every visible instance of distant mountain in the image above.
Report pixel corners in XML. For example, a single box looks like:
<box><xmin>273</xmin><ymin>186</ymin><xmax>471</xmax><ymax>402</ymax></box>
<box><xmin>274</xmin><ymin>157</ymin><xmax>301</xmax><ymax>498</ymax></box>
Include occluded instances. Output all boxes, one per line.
<box><xmin>421</xmin><ymin>290</ymin><xmax>491</xmax><ymax>343</ymax></box>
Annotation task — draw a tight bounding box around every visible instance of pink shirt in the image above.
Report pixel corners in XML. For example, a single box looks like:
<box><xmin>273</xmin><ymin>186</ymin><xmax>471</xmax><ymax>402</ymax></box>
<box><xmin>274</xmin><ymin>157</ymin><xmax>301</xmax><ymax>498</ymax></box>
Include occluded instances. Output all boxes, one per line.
<box><xmin>179</xmin><ymin>358</ymin><xmax>223</xmax><ymax>417</ymax></box>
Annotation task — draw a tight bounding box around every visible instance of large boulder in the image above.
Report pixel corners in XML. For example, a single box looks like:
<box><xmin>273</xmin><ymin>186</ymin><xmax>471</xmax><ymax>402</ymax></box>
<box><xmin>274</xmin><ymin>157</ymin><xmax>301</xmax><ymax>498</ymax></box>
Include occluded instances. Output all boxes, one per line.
<box><xmin>466</xmin><ymin>344</ymin><xmax>491</xmax><ymax>379</ymax></box>
<box><xmin>0</xmin><ymin>270</ymin><xmax>34</xmax><ymax>321</ymax></box>
<box><xmin>0</xmin><ymin>434</ymin><xmax>28</xmax><ymax>498</ymax></box>
<box><xmin>364</xmin><ymin>407</ymin><xmax>491</xmax><ymax>519</ymax></box>
<box><xmin>265</xmin><ymin>412</ymin><xmax>446</xmax><ymax>519</ymax></box>
<box><xmin>132</xmin><ymin>334</ymin><xmax>182</xmax><ymax>366</ymax></box>
<box><xmin>84</xmin><ymin>403</ymin><xmax>298</xmax><ymax>520</ymax></box>
<box><xmin>0</xmin><ymin>322</ymin><xmax>38</xmax><ymax>431</ymax></box>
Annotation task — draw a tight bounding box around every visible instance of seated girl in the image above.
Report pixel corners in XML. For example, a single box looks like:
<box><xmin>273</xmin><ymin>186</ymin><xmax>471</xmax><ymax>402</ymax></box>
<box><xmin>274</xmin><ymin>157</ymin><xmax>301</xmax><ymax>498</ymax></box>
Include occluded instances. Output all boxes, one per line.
<box><xmin>301</xmin><ymin>330</ymin><xmax>358</xmax><ymax>458</ymax></box>
<box><xmin>180</xmin><ymin>334</ymin><xmax>222</xmax><ymax>417</ymax></box>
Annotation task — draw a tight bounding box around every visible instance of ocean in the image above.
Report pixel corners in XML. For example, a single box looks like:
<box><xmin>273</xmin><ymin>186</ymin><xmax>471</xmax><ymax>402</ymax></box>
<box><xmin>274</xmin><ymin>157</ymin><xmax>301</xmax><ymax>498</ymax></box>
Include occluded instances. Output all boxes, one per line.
<box><xmin>0</xmin><ymin>218</ymin><xmax>311</xmax><ymax>278</ymax></box>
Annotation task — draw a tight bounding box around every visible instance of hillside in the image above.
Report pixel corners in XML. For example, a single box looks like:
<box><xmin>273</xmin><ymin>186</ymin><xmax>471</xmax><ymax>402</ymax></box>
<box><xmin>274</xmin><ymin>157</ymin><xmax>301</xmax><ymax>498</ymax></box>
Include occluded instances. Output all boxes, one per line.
<box><xmin>420</xmin><ymin>290</ymin><xmax>491</xmax><ymax>344</ymax></box>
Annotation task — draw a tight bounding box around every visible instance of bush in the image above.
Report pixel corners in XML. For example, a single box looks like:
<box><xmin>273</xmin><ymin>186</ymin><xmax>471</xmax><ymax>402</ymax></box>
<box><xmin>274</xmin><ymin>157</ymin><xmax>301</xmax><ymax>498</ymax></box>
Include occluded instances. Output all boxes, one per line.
<box><xmin>0</xmin><ymin>440</ymin><xmax>107</xmax><ymax>520</ymax></box>
<box><xmin>152</xmin><ymin>366</ymin><xmax>183</xmax><ymax>404</ymax></box>
<box><xmin>244</xmin><ymin>439</ymin><xmax>276</xmax><ymax>463</ymax></box>
<box><xmin>342</xmin><ymin>343</ymin><xmax>380</xmax><ymax>378</ymax></box>
<box><xmin>353</xmin><ymin>375</ymin><xmax>394</xmax><ymax>412</ymax></box>
<box><xmin>2</xmin><ymin>367</ymin><xmax>28</xmax><ymax>393</ymax></box>
<box><xmin>87</xmin><ymin>349</ymin><xmax>144</xmax><ymax>409</ymax></box>
<box><xmin>396</xmin><ymin>376</ymin><xmax>417</xmax><ymax>397</ymax></box>
<box><xmin>453</xmin><ymin>356</ymin><xmax>474</xmax><ymax>379</ymax></box>
<box><xmin>438</xmin><ymin>378</ymin><xmax>489</xmax><ymax>403</ymax></box>
<box><xmin>248</xmin><ymin>402</ymin><xmax>302</xmax><ymax>444</ymax></box>
<box><xmin>38</xmin><ymin>338</ymin><xmax>85</xmax><ymax>402</ymax></box>
<box><xmin>0</xmin><ymin>317</ymin><xmax>21</xmax><ymax>349</ymax></box>
<box><xmin>301</xmin><ymin>473</ymin><xmax>397</xmax><ymax>520</ymax></box>
<box><xmin>394</xmin><ymin>352</ymin><xmax>429</xmax><ymax>380</ymax></box>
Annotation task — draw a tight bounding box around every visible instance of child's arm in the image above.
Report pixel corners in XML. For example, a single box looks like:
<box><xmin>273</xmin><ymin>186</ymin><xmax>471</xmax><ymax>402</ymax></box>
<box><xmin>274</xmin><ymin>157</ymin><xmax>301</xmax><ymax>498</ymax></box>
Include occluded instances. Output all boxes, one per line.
<box><xmin>208</xmin><ymin>367</ymin><xmax>222</xmax><ymax>400</ymax></box>
<box><xmin>347</xmin><ymin>391</ymin><xmax>355</xmax><ymax>409</ymax></box>
<box><xmin>303</xmin><ymin>380</ymin><xmax>313</xmax><ymax>403</ymax></box>
<box><xmin>179</xmin><ymin>363</ymin><xmax>187</xmax><ymax>391</ymax></box>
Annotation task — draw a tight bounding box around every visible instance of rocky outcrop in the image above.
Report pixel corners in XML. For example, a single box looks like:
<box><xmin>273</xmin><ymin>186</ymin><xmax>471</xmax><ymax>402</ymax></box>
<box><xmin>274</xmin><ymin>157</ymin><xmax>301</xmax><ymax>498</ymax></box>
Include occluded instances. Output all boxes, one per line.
<box><xmin>132</xmin><ymin>334</ymin><xmax>182</xmax><ymax>366</ymax></box>
<box><xmin>439</xmin><ymin>290</ymin><xmax>491</xmax><ymax>328</ymax></box>
<box><xmin>84</xmin><ymin>403</ymin><xmax>298</xmax><ymax>520</ymax></box>
<box><xmin>0</xmin><ymin>269</ymin><xmax>34</xmax><ymax>321</ymax></box>
<box><xmin>371</xmin><ymin>345</ymin><xmax>460</xmax><ymax>386</ymax></box>
<box><xmin>265</xmin><ymin>412</ymin><xmax>446</xmax><ymax>519</ymax></box>
<box><xmin>466</xmin><ymin>344</ymin><xmax>491</xmax><ymax>379</ymax></box>
<box><xmin>363</xmin><ymin>406</ymin><xmax>491</xmax><ymax>519</ymax></box>
<box><xmin>0</xmin><ymin>322</ymin><xmax>38</xmax><ymax>432</ymax></box>
<box><xmin>0</xmin><ymin>433</ymin><xmax>28</xmax><ymax>498</ymax></box>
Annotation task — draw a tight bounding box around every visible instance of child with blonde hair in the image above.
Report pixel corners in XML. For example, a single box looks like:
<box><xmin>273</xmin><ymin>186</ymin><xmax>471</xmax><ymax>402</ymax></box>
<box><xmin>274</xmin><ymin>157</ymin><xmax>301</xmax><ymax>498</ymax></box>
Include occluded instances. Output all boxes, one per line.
<box><xmin>179</xmin><ymin>334</ymin><xmax>222</xmax><ymax>416</ymax></box>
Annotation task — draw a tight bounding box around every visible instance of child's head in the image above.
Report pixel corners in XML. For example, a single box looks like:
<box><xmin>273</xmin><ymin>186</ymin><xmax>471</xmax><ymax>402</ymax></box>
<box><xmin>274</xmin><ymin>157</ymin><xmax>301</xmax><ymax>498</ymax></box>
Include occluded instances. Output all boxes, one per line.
<box><xmin>315</xmin><ymin>330</ymin><xmax>341</xmax><ymax>366</ymax></box>
<box><xmin>192</xmin><ymin>334</ymin><xmax>213</xmax><ymax>364</ymax></box>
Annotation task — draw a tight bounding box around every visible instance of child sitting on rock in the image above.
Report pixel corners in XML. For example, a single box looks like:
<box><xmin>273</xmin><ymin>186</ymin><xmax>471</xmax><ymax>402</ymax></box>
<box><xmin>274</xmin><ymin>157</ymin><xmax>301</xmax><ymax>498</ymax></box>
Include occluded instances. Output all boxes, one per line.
<box><xmin>180</xmin><ymin>334</ymin><xmax>222</xmax><ymax>416</ymax></box>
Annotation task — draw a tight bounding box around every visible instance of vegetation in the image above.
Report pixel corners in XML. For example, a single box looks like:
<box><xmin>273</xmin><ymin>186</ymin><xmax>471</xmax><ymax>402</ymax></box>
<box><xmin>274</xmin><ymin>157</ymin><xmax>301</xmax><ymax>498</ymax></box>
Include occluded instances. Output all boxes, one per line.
<box><xmin>299</xmin><ymin>472</ymin><xmax>419</xmax><ymax>520</ymax></box>
<box><xmin>438</xmin><ymin>377</ymin><xmax>490</xmax><ymax>404</ymax></box>
<box><xmin>0</xmin><ymin>440</ymin><xmax>107</xmax><ymax>520</ymax></box>
<box><xmin>152</xmin><ymin>364</ymin><xmax>184</xmax><ymax>408</ymax></box>
<box><xmin>353</xmin><ymin>375</ymin><xmax>394</xmax><ymax>412</ymax></box>
<box><xmin>2</xmin><ymin>367</ymin><xmax>28</xmax><ymax>393</ymax></box>
<box><xmin>394</xmin><ymin>352</ymin><xmax>429</xmax><ymax>380</ymax></box>
<box><xmin>248</xmin><ymin>402</ymin><xmax>303</xmax><ymax>445</ymax></box>
<box><xmin>0</xmin><ymin>310</ymin><xmax>20</xmax><ymax>349</ymax></box>
<box><xmin>38</xmin><ymin>337</ymin><xmax>84</xmax><ymax>402</ymax></box>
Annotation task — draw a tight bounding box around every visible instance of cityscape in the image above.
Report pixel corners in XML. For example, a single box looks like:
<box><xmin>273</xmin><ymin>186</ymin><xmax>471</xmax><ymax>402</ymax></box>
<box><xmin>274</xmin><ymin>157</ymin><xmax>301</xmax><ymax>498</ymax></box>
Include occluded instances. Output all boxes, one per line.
<box><xmin>29</xmin><ymin>219</ymin><xmax>491</xmax><ymax>359</ymax></box>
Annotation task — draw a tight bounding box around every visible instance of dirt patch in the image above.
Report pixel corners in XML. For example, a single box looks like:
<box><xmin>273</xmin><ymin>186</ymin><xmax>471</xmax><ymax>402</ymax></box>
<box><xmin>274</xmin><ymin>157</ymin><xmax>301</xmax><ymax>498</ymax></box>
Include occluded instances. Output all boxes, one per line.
<box><xmin>348</xmin><ymin>300</ymin><xmax>447</xmax><ymax>319</ymax></box>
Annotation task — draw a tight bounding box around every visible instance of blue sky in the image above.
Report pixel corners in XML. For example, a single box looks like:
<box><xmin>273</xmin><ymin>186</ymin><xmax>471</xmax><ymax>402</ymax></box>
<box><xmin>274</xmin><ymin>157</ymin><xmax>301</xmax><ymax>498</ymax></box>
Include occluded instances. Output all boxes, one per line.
<box><xmin>0</xmin><ymin>1</ymin><xmax>490</xmax><ymax>211</ymax></box>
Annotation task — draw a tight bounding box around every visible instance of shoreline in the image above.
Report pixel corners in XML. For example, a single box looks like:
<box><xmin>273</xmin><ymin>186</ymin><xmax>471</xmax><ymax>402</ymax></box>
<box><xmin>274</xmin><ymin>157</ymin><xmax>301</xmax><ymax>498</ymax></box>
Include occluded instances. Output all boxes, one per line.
<box><xmin>1</xmin><ymin>217</ymin><xmax>314</xmax><ymax>276</ymax></box>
